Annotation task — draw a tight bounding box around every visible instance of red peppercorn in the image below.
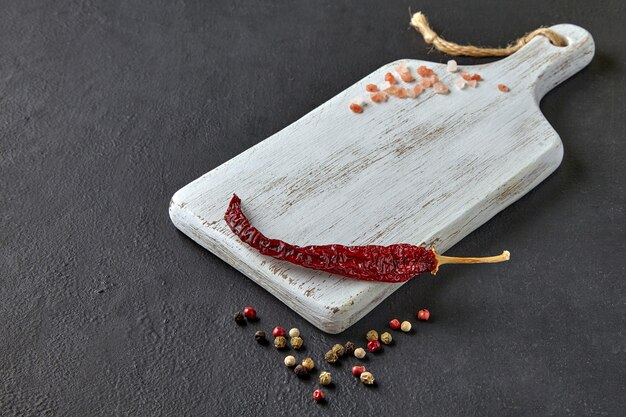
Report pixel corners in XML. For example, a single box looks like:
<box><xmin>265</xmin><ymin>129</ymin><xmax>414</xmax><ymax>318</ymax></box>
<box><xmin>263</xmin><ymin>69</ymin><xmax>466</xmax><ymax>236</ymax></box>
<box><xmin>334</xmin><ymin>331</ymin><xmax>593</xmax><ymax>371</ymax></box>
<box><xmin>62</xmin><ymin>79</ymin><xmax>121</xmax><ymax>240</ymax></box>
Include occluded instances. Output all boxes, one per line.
<box><xmin>272</xmin><ymin>326</ymin><xmax>286</xmax><ymax>337</ymax></box>
<box><xmin>313</xmin><ymin>389</ymin><xmax>325</xmax><ymax>402</ymax></box>
<box><xmin>243</xmin><ymin>306</ymin><xmax>256</xmax><ymax>320</ymax></box>
<box><xmin>352</xmin><ymin>366</ymin><xmax>366</xmax><ymax>377</ymax></box>
<box><xmin>389</xmin><ymin>319</ymin><xmax>401</xmax><ymax>330</ymax></box>
<box><xmin>367</xmin><ymin>339</ymin><xmax>382</xmax><ymax>353</ymax></box>
<box><xmin>417</xmin><ymin>309</ymin><xmax>430</xmax><ymax>321</ymax></box>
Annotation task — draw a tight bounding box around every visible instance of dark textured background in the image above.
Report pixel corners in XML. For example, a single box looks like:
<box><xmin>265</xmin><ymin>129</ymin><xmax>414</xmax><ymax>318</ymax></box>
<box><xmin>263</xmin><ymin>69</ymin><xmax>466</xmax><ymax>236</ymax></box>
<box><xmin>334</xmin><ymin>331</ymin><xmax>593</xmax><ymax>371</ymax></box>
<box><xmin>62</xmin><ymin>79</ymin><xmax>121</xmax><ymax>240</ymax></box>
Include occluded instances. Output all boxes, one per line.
<box><xmin>1</xmin><ymin>0</ymin><xmax>624</xmax><ymax>415</ymax></box>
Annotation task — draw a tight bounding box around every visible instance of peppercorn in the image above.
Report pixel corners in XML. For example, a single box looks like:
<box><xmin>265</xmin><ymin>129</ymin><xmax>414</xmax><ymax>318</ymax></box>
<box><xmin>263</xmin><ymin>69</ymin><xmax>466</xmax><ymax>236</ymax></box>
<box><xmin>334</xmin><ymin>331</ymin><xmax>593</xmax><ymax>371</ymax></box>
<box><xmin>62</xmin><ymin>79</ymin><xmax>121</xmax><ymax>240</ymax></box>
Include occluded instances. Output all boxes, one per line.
<box><xmin>254</xmin><ymin>330</ymin><xmax>267</xmax><ymax>344</ymax></box>
<box><xmin>274</xmin><ymin>336</ymin><xmax>287</xmax><ymax>349</ymax></box>
<box><xmin>380</xmin><ymin>332</ymin><xmax>392</xmax><ymax>345</ymax></box>
<box><xmin>234</xmin><ymin>311</ymin><xmax>246</xmax><ymax>325</ymax></box>
<box><xmin>302</xmin><ymin>357</ymin><xmax>315</xmax><ymax>371</ymax></box>
<box><xmin>331</xmin><ymin>343</ymin><xmax>345</xmax><ymax>357</ymax></box>
<box><xmin>360</xmin><ymin>371</ymin><xmax>375</xmax><ymax>385</ymax></box>
<box><xmin>366</xmin><ymin>330</ymin><xmax>379</xmax><ymax>342</ymax></box>
<box><xmin>400</xmin><ymin>321</ymin><xmax>412</xmax><ymax>332</ymax></box>
<box><xmin>417</xmin><ymin>309</ymin><xmax>430</xmax><ymax>321</ymax></box>
<box><xmin>344</xmin><ymin>341</ymin><xmax>355</xmax><ymax>355</ymax></box>
<box><xmin>272</xmin><ymin>326</ymin><xmax>286</xmax><ymax>338</ymax></box>
<box><xmin>354</xmin><ymin>347</ymin><xmax>366</xmax><ymax>359</ymax></box>
<box><xmin>389</xmin><ymin>318</ymin><xmax>401</xmax><ymax>330</ymax></box>
<box><xmin>294</xmin><ymin>364</ymin><xmax>308</xmax><ymax>378</ymax></box>
<box><xmin>243</xmin><ymin>306</ymin><xmax>256</xmax><ymax>320</ymax></box>
<box><xmin>288</xmin><ymin>328</ymin><xmax>300</xmax><ymax>338</ymax></box>
<box><xmin>367</xmin><ymin>339</ymin><xmax>382</xmax><ymax>353</ymax></box>
<box><xmin>352</xmin><ymin>365</ymin><xmax>366</xmax><ymax>377</ymax></box>
<box><xmin>284</xmin><ymin>355</ymin><xmax>296</xmax><ymax>367</ymax></box>
<box><xmin>319</xmin><ymin>371</ymin><xmax>332</xmax><ymax>386</ymax></box>
<box><xmin>291</xmin><ymin>336</ymin><xmax>304</xmax><ymax>350</ymax></box>
<box><xmin>324</xmin><ymin>350</ymin><xmax>338</xmax><ymax>364</ymax></box>
<box><xmin>313</xmin><ymin>389</ymin><xmax>325</xmax><ymax>402</ymax></box>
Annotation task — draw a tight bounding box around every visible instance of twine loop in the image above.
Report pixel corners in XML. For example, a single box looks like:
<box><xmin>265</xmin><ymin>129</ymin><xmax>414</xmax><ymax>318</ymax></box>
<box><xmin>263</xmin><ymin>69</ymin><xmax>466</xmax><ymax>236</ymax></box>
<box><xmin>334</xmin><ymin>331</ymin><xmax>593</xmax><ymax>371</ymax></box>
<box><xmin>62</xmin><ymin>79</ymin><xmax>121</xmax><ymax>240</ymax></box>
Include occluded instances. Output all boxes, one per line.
<box><xmin>410</xmin><ymin>12</ymin><xmax>567</xmax><ymax>57</ymax></box>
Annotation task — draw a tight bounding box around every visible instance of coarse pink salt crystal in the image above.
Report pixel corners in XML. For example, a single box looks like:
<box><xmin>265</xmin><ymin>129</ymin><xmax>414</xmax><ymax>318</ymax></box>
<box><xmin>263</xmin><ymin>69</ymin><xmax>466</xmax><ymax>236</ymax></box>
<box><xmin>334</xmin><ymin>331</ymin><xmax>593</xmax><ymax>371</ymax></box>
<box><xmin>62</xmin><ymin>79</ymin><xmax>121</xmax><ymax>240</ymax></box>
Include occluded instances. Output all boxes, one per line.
<box><xmin>384</xmin><ymin>85</ymin><xmax>401</xmax><ymax>95</ymax></box>
<box><xmin>427</xmin><ymin>75</ymin><xmax>439</xmax><ymax>84</ymax></box>
<box><xmin>395</xmin><ymin>88</ymin><xmax>408</xmax><ymax>99</ymax></box>
<box><xmin>447</xmin><ymin>60</ymin><xmax>458</xmax><ymax>73</ymax></box>
<box><xmin>395</xmin><ymin>63</ymin><xmax>415</xmax><ymax>83</ymax></box>
<box><xmin>433</xmin><ymin>82</ymin><xmax>449</xmax><ymax>94</ymax></box>
<box><xmin>370</xmin><ymin>92</ymin><xmax>388</xmax><ymax>102</ymax></box>
<box><xmin>454</xmin><ymin>77</ymin><xmax>467</xmax><ymax>90</ymax></box>
<box><xmin>417</xmin><ymin>65</ymin><xmax>434</xmax><ymax>77</ymax></box>
<box><xmin>384</xmin><ymin>72</ymin><xmax>398</xmax><ymax>84</ymax></box>
<box><xmin>467</xmin><ymin>79</ymin><xmax>478</xmax><ymax>88</ymax></box>
<box><xmin>400</xmin><ymin>71</ymin><xmax>415</xmax><ymax>83</ymax></box>
<box><xmin>407</xmin><ymin>88</ymin><xmax>418</xmax><ymax>98</ymax></box>
<box><xmin>498</xmin><ymin>84</ymin><xmax>510</xmax><ymax>92</ymax></box>
<box><xmin>349</xmin><ymin>103</ymin><xmax>364</xmax><ymax>113</ymax></box>
<box><xmin>420</xmin><ymin>78</ymin><xmax>433</xmax><ymax>88</ymax></box>
<box><xmin>413</xmin><ymin>84</ymin><xmax>424</xmax><ymax>95</ymax></box>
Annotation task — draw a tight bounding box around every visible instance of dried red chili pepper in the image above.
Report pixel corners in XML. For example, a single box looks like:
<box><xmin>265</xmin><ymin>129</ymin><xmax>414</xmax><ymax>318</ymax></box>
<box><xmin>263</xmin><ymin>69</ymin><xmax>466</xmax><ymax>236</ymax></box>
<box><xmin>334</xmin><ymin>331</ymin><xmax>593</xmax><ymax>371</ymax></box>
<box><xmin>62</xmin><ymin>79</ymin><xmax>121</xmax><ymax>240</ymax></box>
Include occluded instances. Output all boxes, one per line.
<box><xmin>224</xmin><ymin>194</ymin><xmax>510</xmax><ymax>283</ymax></box>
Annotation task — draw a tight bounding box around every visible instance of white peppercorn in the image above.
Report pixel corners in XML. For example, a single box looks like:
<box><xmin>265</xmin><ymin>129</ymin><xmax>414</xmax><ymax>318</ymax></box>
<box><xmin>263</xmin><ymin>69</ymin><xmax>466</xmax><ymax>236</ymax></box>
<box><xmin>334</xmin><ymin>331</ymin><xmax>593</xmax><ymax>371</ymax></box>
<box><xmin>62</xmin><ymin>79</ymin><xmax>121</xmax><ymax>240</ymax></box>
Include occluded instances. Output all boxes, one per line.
<box><xmin>289</xmin><ymin>328</ymin><xmax>300</xmax><ymax>338</ymax></box>
<box><xmin>400</xmin><ymin>321</ymin><xmax>412</xmax><ymax>332</ymax></box>
<box><xmin>284</xmin><ymin>355</ymin><xmax>296</xmax><ymax>367</ymax></box>
<box><xmin>354</xmin><ymin>347</ymin><xmax>366</xmax><ymax>359</ymax></box>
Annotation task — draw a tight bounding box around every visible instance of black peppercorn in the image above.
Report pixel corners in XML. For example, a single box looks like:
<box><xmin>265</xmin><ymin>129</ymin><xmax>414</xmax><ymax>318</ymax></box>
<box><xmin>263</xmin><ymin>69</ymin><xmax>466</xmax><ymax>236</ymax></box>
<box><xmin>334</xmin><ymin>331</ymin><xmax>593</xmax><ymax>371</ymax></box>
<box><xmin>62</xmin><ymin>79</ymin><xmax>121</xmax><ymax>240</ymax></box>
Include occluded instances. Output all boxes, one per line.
<box><xmin>234</xmin><ymin>311</ymin><xmax>246</xmax><ymax>325</ymax></box>
<box><xmin>344</xmin><ymin>341</ymin><xmax>356</xmax><ymax>355</ymax></box>
<box><xmin>294</xmin><ymin>364</ymin><xmax>309</xmax><ymax>378</ymax></box>
<box><xmin>254</xmin><ymin>330</ymin><xmax>267</xmax><ymax>344</ymax></box>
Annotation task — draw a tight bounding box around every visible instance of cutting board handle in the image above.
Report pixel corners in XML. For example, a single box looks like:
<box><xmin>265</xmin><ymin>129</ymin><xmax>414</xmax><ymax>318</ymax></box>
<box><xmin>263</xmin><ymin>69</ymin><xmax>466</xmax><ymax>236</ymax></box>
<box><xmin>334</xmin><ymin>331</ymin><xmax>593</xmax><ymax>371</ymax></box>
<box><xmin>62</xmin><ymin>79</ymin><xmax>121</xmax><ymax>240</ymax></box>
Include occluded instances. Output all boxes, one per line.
<box><xmin>497</xmin><ymin>24</ymin><xmax>595</xmax><ymax>101</ymax></box>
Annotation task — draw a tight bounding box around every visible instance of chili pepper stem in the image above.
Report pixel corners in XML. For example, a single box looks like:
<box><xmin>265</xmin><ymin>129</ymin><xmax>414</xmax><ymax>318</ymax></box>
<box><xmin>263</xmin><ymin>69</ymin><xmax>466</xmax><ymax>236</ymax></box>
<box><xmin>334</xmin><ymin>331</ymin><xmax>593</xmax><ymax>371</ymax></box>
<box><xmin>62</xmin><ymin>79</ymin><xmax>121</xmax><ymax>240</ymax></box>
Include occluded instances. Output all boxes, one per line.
<box><xmin>433</xmin><ymin>250</ymin><xmax>510</xmax><ymax>274</ymax></box>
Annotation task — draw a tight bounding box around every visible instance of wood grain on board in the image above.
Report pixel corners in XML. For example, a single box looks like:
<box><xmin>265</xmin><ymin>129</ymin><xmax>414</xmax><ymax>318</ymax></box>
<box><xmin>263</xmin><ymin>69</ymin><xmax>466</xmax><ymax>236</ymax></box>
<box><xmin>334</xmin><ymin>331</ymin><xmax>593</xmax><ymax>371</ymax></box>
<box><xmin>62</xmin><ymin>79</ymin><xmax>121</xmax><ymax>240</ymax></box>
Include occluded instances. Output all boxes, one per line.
<box><xmin>170</xmin><ymin>24</ymin><xmax>594</xmax><ymax>333</ymax></box>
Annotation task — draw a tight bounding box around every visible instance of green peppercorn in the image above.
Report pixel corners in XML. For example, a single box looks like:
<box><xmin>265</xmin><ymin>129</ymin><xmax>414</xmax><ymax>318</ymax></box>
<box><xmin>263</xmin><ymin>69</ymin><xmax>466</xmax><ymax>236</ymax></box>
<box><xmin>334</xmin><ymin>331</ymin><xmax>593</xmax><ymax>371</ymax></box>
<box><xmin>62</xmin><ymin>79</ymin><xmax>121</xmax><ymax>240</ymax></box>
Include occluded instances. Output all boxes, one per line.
<box><xmin>344</xmin><ymin>341</ymin><xmax>355</xmax><ymax>355</ymax></box>
<box><xmin>366</xmin><ymin>330</ymin><xmax>379</xmax><ymax>342</ymax></box>
<box><xmin>234</xmin><ymin>311</ymin><xmax>245</xmax><ymax>325</ymax></box>
<box><xmin>380</xmin><ymin>332</ymin><xmax>393</xmax><ymax>345</ymax></box>
<box><xmin>324</xmin><ymin>350</ymin><xmax>338</xmax><ymax>364</ymax></box>
<box><xmin>291</xmin><ymin>336</ymin><xmax>304</xmax><ymax>350</ymax></box>
<box><xmin>274</xmin><ymin>336</ymin><xmax>287</xmax><ymax>349</ymax></box>
<box><xmin>360</xmin><ymin>371</ymin><xmax>375</xmax><ymax>385</ymax></box>
<box><xmin>331</xmin><ymin>343</ymin><xmax>345</xmax><ymax>357</ymax></box>
<box><xmin>294</xmin><ymin>364</ymin><xmax>309</xmax><ymax>378</ymax></box>
<box><xmin>254</xmin><ymin>330</ymin><xmax>267</xmax><ymax>344</ymax></box>
<box><xmin>302</xmin><ymin>357</ymin><xmax>315</xmax><ymax>371</ymax></box>
<box><xmin>319</xmin><ymin>371</ymin><xmax>332</xmax><ymax>386</ymax></box>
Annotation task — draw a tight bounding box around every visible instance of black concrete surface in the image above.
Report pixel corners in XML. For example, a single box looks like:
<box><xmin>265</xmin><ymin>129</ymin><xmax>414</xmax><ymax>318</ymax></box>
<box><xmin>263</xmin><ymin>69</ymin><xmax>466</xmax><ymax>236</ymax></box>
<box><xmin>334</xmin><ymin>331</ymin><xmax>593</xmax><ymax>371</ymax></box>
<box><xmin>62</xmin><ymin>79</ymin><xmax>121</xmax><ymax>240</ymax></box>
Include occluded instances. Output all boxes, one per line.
<box><xmin>1</xmin><ymin>1</ymin><xmax>624</xmax><ymax>415</ymax></box>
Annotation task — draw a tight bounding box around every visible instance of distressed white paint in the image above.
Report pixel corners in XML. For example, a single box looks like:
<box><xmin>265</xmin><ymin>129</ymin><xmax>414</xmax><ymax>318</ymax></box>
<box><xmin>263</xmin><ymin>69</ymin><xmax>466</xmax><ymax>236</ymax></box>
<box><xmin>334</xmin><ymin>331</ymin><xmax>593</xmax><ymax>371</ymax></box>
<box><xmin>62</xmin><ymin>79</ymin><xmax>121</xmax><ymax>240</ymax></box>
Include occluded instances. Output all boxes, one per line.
<box><xmin>170</xmin><ymin>24</ymin><xmax>594</xmax><ymax>333</ymax></box>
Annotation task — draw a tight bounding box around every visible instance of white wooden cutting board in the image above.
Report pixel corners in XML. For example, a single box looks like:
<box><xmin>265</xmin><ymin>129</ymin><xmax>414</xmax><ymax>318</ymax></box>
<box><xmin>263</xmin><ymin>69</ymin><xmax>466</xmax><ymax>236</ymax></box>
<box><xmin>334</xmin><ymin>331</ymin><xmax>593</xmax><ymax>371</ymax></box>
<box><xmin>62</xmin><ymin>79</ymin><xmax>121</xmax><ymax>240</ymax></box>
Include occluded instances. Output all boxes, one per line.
<box><xmin>170</xmin><ymin>24</ymin><xmax>594</xmax><ymax>333</ymax></box>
